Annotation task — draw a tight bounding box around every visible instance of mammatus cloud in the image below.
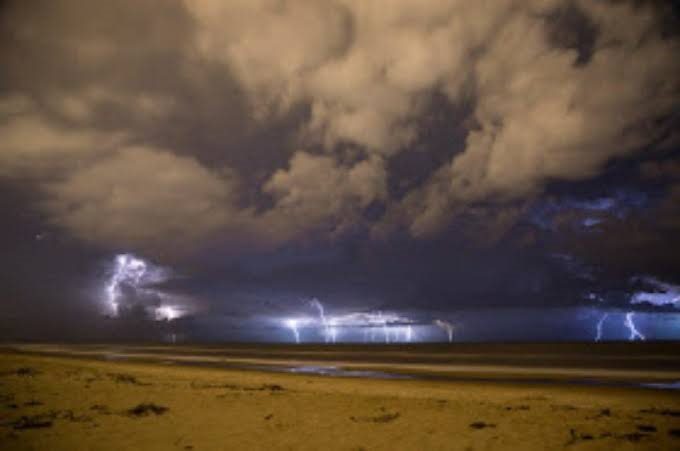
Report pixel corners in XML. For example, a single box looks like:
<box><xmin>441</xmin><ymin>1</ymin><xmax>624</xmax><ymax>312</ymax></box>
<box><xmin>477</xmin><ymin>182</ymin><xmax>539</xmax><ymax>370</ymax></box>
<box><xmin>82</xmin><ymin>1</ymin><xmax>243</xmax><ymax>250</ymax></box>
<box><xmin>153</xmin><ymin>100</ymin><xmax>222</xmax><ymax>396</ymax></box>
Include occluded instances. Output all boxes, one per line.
<box><xmin>0</xmin><ymin>0</ymin><xmax>678</xmax><ymax>256</ymax></box>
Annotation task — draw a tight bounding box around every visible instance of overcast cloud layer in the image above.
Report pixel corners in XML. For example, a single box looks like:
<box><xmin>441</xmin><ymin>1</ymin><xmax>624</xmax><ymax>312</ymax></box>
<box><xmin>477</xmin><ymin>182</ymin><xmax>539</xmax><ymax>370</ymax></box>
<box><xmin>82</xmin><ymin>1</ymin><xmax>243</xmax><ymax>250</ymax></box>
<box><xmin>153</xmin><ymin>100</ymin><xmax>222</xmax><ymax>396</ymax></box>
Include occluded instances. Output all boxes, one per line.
<box><xmin>1</xmin><ymin>0</ymin><xmax>679</xmax><ymax>340</ymax></box>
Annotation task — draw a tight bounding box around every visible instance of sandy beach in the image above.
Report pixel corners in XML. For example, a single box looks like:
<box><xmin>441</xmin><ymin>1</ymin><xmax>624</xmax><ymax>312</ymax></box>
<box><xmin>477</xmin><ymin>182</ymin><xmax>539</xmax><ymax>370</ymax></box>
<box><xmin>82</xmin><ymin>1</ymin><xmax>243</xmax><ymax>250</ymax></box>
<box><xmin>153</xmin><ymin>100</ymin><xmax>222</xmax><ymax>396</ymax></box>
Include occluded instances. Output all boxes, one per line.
<box><xmin>1</xmin><ymin>346</ymin><xmax>680</xmax><ymax>450</ymax></box>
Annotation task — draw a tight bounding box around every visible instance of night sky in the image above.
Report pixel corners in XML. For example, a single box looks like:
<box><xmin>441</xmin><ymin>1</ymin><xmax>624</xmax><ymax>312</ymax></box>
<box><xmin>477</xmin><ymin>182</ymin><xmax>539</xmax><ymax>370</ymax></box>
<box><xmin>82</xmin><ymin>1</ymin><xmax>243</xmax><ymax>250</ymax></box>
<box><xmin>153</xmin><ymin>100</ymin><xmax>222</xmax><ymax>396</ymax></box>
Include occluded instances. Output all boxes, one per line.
<box><xmin>1</xmin><ymin>0</ymin><xmax>680</xmax><ymax>343</ymax></box>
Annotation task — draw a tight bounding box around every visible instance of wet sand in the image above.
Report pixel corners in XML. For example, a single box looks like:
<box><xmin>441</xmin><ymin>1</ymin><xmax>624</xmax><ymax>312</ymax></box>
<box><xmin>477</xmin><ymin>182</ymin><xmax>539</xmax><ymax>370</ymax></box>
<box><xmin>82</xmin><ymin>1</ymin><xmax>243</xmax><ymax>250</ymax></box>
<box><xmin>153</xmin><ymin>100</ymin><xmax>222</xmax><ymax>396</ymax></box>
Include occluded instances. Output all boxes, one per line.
<box><xmin>1</xmin><ymin>344</ymin><xmax>680</xmax><ymax>450</ymax></box>
<box><xmin>7</xmin><ymin>343</ymin><xmax>680</xmax><ymax>388</ymax></box>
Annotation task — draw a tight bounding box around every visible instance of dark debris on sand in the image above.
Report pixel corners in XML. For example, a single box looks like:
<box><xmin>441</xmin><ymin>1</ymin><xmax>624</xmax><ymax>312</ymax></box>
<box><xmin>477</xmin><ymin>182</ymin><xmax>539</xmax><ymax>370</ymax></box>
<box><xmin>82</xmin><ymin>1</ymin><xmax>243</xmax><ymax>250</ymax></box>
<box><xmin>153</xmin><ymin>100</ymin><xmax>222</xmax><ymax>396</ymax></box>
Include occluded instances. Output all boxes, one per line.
<box><xmin>469</xmin><ymin>421</ymin><xmax>496</xmax><ymax>430</ymax></box>
<box><xmin>58</xmin><ymin>410</ymin><xmax>93</xmax><ymax>423</ymax></box>
<box><xmin>126</xmin><ymin>403</ymin><xmax>169</xmax><ymax>417</ymax></box>
<box><xmin>504</xmin><ymin>405</ymin><xmax>530</xmax><ymax>411</ymax></box>
<box><xmin>214</xmin><ymin>383</ymin><xmax>286</xmax><ymax>398</ymax></box>
<box><xmin>196</xmin><ymin>382</ymin><xmax>284</xmax><ymax>392</ymax></box>
<box><xmin>260</xmin><ymin>384</ymin><xmax>284</xmax><ymax>392</ymax></box>
<box><xmin>350</xmin><ymin>412</ymin><xmax>400</xmax><ymax>423</ymax></box>
<box><xmin>597</xmin><ymin>408</ymin><xmax>611</xmax><ymax>417</ymax></box>
<box><xmin>618</xmin><ymin>432</ymin><xmax>650</xmax><ymax>442</ymax></box>
<box><xmin>639</xmin><ymin>408</ymin><xmax>680</xmax><ymax>417</ymax></box>
<box><xmin>107</xmin><ymin>373</ymin><xmax>150</xmax><ymax>386</ymax></box>
<box><xmin>15</xmin><ymin>367</ymin><xmax>40</xmax><ymax>377</ymax></box>
<box><xmin>4</xmin><ymin>408</ymin><xmax>98</xmax><ymax>429</ymax></box>
<box><xmin>565</xmin><ymin>429</ymin><xmax>594</xmax><ymax>446</ymax></box>
<box><xmin>10</xmin><ymin>415</ymin><xmax>53</xmax><ymax>430</ymax></box>
<box><xmin>550</xmin><ymin>404</ymin><xmax>577</xmax><ymax>411</ymax></box>
<box><xmin>90</xmin><ymin>404</ymin><xmax>111</xmax><ymax>414</ymax></box>
<box><xmin>567</xmin><ymin>427</ymin><xmax>658</xmax><ymax>445</ymax></box>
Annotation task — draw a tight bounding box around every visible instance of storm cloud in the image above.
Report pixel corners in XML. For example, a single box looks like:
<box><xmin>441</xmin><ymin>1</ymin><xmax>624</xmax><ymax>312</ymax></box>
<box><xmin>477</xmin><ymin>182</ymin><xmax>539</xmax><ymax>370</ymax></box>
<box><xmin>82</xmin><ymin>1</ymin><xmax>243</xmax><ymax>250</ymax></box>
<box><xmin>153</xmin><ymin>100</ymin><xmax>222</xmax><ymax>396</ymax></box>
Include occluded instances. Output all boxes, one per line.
<box><xmin>1</xmin><ymin>0</ymin><xmax>679</xmax><ymax>340</ymax></box>
<box><xmin>1</xmin><ymin>0</ymin><xmax>677</xmax><ymax>252</ymax></box>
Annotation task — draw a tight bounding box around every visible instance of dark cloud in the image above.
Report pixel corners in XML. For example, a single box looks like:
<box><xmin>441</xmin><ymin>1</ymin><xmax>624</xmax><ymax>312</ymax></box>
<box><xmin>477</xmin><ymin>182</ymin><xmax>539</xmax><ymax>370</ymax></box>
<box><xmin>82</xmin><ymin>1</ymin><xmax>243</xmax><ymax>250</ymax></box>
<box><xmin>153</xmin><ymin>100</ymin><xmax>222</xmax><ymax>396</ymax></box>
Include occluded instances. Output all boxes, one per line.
<box><xmin>0</xmin><ymin>0</ymin><xmax>679</xmax><ymax>341</ymax></box>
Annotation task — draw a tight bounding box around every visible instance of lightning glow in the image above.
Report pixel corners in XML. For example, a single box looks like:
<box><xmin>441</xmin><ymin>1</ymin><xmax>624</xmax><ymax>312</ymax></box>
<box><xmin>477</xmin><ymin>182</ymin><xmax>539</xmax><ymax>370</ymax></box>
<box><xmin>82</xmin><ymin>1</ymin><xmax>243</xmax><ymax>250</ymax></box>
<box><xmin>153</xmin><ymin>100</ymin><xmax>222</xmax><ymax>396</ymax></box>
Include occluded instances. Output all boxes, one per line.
<box><xmin>279</xmin><ymin>302</ymin><xmax>429</xmax><ymax>343</ymax></box>
<box><xmin>105</xmin><ymin>254</ymin><xmax>147</xmax><ymax>316</ymax></box>
<box><xmin>631</xmin><ymin>277</ymin><xmax>680</xmax><ymax>308</ymax></box>
<box><xmin>155</xmin><ymin>305</ymin><xmax>183</xmax><ymax>321</ymax></box>
<box><xmin>104</xmin><ymin>253</ymin><xmax>187</xmax><ymax>322</ymax></box>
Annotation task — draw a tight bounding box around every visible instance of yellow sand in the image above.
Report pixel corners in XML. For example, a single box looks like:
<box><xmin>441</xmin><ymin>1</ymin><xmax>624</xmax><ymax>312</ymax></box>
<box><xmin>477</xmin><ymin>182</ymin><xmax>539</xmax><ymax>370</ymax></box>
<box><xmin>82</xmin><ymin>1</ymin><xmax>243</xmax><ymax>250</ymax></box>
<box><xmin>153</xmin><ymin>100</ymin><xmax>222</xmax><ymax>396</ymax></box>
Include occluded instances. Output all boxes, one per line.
<box><xmin>1</xmin><ymin>352</ymin><xmax>679</xmax><ymax>450</ymax></box>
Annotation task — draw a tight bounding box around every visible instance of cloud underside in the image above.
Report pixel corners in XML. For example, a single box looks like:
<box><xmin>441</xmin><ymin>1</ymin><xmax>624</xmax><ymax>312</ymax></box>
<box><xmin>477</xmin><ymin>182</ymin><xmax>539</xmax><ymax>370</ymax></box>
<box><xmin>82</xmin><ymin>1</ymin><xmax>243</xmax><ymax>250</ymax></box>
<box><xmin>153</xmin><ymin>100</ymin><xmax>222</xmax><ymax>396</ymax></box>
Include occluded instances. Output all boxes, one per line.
<box><xmin>0</xmin><ymin>0</ymin><xmax>678</xmax><ymax>254</ymax></box>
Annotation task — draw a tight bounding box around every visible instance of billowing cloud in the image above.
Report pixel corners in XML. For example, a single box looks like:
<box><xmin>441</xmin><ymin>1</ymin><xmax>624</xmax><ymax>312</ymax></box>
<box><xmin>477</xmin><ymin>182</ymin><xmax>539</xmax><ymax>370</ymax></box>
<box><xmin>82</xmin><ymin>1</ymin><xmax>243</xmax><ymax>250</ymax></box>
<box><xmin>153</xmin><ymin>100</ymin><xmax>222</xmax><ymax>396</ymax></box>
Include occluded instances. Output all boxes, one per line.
<box><xmin>261</xmin><ymin>151</ymin><xmax>386</xmax><ymax>241</ymax></box>
<box><xmin>631</xmin><ymin>276</ymin><xmax>680</xmax><ymax>309</ymax></box>
<box><xmin>401</xmin><ymin>1</ymin><xmax>680</xmax><ymax>237</ymax></box>
<box><xmin>185</xmin><ymin>0</ymin><xmax>511</xmax><ymax>153</ymax></box>
<box><xmin>0</xmin><ymin>0</ymin><xmax>678</xmax><ymax>256</ymax></box>
<box><xmin>44</xmin><ymin>146</ymin><xmax>241</xmax><ymax>252</ymax></box>
<box><xmin>0</xmin><ymin>106</ymin><xmax>127</xmax><ymax>178</ymax></box>
<box><xmin>185</xmin><ymin>0</ymin><xmax>680</xmax><ymax>242</ymax></box>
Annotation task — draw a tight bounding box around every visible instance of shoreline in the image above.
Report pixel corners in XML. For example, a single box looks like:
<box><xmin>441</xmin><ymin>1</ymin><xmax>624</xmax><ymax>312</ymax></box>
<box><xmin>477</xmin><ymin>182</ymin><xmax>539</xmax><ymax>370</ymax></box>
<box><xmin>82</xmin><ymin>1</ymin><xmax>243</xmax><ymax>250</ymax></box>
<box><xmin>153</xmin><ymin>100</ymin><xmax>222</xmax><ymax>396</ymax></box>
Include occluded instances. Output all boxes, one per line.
<box><xmin>4</xmin><ymin>343</ymin><xmax>680</xmax><ymax>390</ymax></box>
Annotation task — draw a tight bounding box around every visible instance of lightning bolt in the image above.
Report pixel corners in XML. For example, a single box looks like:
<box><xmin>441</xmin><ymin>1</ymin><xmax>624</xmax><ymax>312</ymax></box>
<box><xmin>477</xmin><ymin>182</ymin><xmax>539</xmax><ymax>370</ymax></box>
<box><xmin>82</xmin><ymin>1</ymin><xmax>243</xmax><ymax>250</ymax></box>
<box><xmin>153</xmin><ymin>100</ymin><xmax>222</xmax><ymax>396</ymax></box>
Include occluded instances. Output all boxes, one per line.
<box><xmin>624</xmin><ymin>312</ymin><xmax>645</xmax><ymax>341</ymax></box>
<box><xmin>104</xmin><ymin>254</ymin><xmax>184</xmax><ymax>322</ymax></box>
<box><xmin>279</xmin><ymin>309</ymin><xmax>424</xmax><ymax>343</ymax></box>
<box><xmin>594</xmin><ymin>313</ymin><xmax>608</xmax><ymax>342</ymax></box>
<box><xmin>286</xmin><ymin>319</ymin><xmax>301</xmax><ymax>343</ymax></box>
<box><xmin>328</xmin><ymin>318</ymin><xmax>338</xmax><ymax>343</ymax></box>
<box><xmin>105</xmin><ymin>254</ymin><xmax>147</xmax><ymax>316</ymax></box>
<box><xmin>379</xmin><ymin>311</ymin><xmax>390</xmax><ymax>343</ymax></box>
<box><xmin>310</xmin><ymin>298</ymin><xmax>334</xmax><ymax>343</ymax></box>
<box><xmin>404</xmin><ymin>325</ymin><xmax>413</xmax><ymax>342</ymax></box>
<box><xmin>434</xmin><ymin>319</ymin><xmax>454</xmax><ymax>342</ymax></box>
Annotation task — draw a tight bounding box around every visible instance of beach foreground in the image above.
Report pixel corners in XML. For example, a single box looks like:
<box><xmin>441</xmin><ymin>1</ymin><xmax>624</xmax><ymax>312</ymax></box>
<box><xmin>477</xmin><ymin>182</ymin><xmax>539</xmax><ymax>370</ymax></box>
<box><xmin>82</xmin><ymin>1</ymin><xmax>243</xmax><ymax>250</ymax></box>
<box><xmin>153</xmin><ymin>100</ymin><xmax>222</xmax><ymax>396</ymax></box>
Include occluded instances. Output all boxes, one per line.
<box><xmin>1</xmin><ymin>349</ymin><xmax>680</xmax><ymax>450</ymax></box>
